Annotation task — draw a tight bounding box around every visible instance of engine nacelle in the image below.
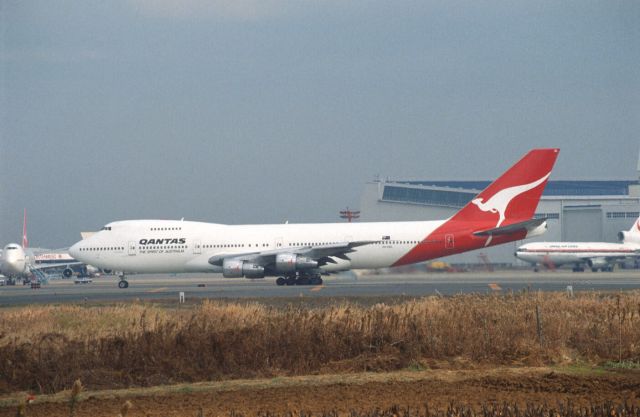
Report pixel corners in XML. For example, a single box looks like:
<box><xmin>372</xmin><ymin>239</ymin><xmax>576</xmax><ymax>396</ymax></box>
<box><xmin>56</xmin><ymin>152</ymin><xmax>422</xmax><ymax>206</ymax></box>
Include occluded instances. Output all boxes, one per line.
<box><xmin>62</xmin><ymin>267</ymin><xmax>74</xmax><ymax>278</ymax></box>
<box><xmin>222</xmin><ymin>259</ymin><xmax>265</xmax><ymax>278</ymax></box>
<box><xmin>618</xmin><ymin>231</ymin><xmax>640</xmax><ymax>244</ymax></box>
<box><xmin>587</xmin><ymin>258</ymin><xmax>608</xmax><ymax>268</ymax></box>
<box><xmin>85</xmin><ymin>265</ymin><xmax>100</xmax><ymax>276</ymax></box>
<box><xmin>275</xmin><ymin>253</ymin><xmax>319</xmax><ymax>273</ymax></box>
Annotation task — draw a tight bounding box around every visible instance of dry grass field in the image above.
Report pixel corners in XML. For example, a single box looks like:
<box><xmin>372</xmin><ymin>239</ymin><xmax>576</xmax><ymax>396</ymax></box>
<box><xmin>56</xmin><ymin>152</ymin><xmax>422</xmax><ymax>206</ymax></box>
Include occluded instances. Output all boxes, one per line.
<box><xmin>0</xmin><ymin>292</ymin><xmax>639</xmax><ymax>416</ymax></box>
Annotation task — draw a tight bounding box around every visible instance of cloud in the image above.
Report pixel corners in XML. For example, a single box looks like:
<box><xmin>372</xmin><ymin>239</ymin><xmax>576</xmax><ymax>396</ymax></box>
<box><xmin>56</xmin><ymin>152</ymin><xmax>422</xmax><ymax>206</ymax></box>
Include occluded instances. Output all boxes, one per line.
<box><xmin>128</xmin><ymin>0</ymin><xmax>321</xmax><ymax>21</ymax></box>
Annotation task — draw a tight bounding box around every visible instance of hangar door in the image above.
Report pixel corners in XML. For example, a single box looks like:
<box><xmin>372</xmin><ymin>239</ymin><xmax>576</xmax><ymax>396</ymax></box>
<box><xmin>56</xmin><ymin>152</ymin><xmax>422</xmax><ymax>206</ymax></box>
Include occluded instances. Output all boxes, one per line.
<box><xmin>562</xmin><ymin>207</ymin><xmax>602</xmax><ymax>242</ymax></box>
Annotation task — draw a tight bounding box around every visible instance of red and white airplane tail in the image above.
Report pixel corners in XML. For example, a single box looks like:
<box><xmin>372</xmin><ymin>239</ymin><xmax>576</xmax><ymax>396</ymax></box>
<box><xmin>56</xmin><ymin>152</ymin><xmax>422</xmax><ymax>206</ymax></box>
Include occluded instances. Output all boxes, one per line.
<box><xmin>451</xmin><ymin>148</ymin><xmax>559</xmax><ymax>227</ymax></box>
<box><xmin>22</xmin><ymin>208</ymin><xmax>28</xmax><ymax>249</ymax></box>
<box><xmin>394</xmin><ymin>148</ymin><xmax>559</xmax><ymax>266</ymax></box>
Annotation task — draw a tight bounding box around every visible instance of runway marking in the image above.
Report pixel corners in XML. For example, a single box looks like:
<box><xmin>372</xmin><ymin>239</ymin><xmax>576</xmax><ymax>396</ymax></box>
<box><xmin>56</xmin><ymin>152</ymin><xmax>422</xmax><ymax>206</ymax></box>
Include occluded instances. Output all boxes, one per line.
<box><xmin>488</xmin><ymin>283</ymin><xmax>502</xmax><ymax>291</ymax></box>
<box><xmin>310</xmin><ymin>285</ymin><xmax>324</xmax><ymax>292</ymax></box>
<box><xmin>146</xmin><ymin>287</ymin><xmax>169</xmax><ymax>293</ymax></box>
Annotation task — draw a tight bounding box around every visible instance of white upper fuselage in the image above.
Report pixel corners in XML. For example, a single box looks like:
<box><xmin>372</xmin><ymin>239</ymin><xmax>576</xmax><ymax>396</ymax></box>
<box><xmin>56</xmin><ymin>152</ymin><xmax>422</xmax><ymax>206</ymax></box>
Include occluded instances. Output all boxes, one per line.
<box><xmin>515</xmin><ymin>241</ymin><xmax>640</xmax><ymax>266</ymax></box>
<box><xmin>69</xmin><ymin>219</ymin><xmax>445</xmax><ymax>274</ymax></box>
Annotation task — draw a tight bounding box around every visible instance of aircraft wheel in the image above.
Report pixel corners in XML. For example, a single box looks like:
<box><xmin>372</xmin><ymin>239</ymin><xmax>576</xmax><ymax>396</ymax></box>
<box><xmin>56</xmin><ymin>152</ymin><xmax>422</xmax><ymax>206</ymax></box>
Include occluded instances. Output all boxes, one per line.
<box><xmin>311</xmin><ymin>276</ymin><xmax>323</xmax><ymax>285</ymax></box>
<box><xmin>533</xmin><ymin>267</ymin><xmax>539</xmax><ymax>273</ymax></box>
<box><xmin>118</xmin><ymin>280</ymin><xmax>129</xmax><ymax>289</ymax></box>
<box><xmin>592</xmin><ymin>268</ymin><xmax>598</xmax><ymax>272</ymax></box>
<box><xmin>285</xmin><ymin>277</ymin><xmax>296</xmax><ymax>286</ymax></box>
<box><xmin>276</xmin><ymin>277</ymin><xmax>286</xmax><ymax>286</ymax></box>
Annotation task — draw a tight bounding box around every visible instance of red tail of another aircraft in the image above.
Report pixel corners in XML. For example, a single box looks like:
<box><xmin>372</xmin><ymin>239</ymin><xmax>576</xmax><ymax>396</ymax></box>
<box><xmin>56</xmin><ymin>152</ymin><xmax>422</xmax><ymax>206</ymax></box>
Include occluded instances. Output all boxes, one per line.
<box><xmin>22</xmin><ymin>208</ymin><xmax>28</xmax><ymax>249</ymax></box>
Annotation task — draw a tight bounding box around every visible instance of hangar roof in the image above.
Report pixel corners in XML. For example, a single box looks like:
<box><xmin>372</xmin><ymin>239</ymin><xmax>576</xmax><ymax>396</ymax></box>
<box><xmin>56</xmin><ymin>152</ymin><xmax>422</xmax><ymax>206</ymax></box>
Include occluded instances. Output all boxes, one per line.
<box><xmin>380</xmin><ymin>180</ymin><xmax>640</xmax><ymax>209</ymax></box>
<box><xmin>389</xmin><ymin>180</ymin><xmax>639</xmax><ymax>196</ymax></box>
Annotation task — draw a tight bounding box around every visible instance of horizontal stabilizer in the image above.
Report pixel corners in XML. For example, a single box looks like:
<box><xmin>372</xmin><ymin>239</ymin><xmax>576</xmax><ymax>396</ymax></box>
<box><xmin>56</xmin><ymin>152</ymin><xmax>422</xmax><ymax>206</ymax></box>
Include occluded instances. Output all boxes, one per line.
<box><xmin>473</xmin><ymin>218</ymin><xmax>547</xmax><ymax>237</ymax></box>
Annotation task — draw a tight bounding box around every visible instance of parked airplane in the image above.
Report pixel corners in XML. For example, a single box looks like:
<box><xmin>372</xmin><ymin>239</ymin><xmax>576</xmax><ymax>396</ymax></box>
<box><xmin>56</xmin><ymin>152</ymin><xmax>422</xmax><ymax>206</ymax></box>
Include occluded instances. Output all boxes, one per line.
<box><xmin>34</xmin><ymin>252</ymin><xmax>100</xmax><ymax>277</ymax></box>
<box><xmin>0</xmin><ymin>210</ymin><xmax>86</xmax><ymax>284</ymax></box>
<box><xmin>515</xmin><ymin>217</ymin><xmax>640</xmax><ymax>272</ymax></box>
<box><xmin>69</xmin><ymin>148</ymin><xmax>559</xmax><ymax>288</ymax></box>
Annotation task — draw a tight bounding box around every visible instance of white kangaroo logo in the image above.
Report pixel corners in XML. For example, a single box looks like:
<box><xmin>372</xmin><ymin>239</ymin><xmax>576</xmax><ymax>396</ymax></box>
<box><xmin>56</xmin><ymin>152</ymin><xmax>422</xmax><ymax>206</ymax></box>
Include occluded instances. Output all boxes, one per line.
<box><xmin>472</xmin><ymin>172</ymin><xmax>550</xmax><ymax>246</ymax></box>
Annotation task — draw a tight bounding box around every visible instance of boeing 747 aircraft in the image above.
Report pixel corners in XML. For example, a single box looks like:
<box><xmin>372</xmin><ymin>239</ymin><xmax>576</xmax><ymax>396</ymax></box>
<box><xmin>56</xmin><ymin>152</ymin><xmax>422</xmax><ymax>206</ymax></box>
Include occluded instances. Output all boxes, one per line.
<box><xmin>515</xmin><ymin>216</ymin><xmax>640</xmax><ymax>272</ymax></box>
<box><xmin>1</xmin><ymin>210</ymin><xmax>86</xmax><ymax>284</ymax></box>
<box><xmin>69</xmin><ymin>148</ymin><xmax>559</xmax><ymax>288</ymax></box>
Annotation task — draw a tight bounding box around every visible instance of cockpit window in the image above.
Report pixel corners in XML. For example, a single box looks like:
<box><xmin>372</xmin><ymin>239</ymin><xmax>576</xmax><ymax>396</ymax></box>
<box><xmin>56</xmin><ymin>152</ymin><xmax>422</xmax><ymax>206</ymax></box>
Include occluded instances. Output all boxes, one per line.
<box><xmin>6</xmin><ymin>246</ymin><xmax>18</xmax><ymax>250</ymax></box>
<box><xmin>101</xmin><ymin>226</ymin><xmax>112</xmax><ymax>231</ymax></box>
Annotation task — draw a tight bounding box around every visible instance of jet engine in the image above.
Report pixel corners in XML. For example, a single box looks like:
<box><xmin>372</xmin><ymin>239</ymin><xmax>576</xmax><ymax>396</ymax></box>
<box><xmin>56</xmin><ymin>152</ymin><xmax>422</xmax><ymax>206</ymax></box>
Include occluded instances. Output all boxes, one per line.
<box><xmin>222</xmin><ymin>259</ymin><xmax>265</xmax><ymax>278</ymax></box>
<box><xmin>62</xmin><ymin>267</ymin><xmax>74</xmax><ymax>278</ymax></box>
<box><xmin>275</xmin><ymin>253</ymin><xmax>318</xmax><ymax>273</ymax></box>
<box><xmin>618</xmin><ymin>231</ymin><xmax>640</xmax><ymax>244</ymax></box>
<box><xmin>587</xmin><ymin>258</ymin><xmax>608</xmax><ymax>269</ymax></box>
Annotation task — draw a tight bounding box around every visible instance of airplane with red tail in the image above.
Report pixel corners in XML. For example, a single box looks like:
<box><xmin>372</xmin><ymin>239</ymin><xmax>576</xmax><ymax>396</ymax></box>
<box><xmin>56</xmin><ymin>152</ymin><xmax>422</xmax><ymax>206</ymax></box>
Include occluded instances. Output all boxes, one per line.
<box><xmin>69</xmin><ymin>148</ymin><xmax>560</xmax><ymax>288</ymax></box>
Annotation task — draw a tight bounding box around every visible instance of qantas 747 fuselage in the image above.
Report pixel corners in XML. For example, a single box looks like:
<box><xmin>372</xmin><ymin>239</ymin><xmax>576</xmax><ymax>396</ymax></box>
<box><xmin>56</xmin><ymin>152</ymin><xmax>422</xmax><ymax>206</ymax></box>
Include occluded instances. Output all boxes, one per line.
<box><xmin>69</xmin><ymin>148</ymin><xmax>560</xmax><ymax>287</ymax></box>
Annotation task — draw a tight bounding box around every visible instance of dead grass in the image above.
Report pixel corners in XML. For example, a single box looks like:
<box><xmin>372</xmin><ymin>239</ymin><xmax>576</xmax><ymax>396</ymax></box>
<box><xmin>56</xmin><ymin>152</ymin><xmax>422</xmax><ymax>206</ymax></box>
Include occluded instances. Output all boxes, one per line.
<box><xmin>0</xmin><ymin>292</ymin><xmax>638</xmax><ymax>394</ymax></box>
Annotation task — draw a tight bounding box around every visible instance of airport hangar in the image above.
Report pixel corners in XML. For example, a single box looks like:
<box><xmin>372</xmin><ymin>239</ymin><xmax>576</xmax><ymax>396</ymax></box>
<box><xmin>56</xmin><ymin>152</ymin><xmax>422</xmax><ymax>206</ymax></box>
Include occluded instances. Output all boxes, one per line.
<box><xmin>358</xmin><ymin>179</ymin><xmax>640</xmax><ymax>267</ymax></box>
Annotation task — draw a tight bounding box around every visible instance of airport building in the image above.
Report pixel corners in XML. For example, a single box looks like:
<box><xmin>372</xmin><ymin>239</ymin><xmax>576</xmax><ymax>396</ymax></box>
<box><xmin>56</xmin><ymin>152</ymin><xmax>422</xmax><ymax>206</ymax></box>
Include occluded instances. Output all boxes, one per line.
<box><xmin>359</xmin><ymin>177</ymin><xmax>640</xmax><ymax>266</ymax></box>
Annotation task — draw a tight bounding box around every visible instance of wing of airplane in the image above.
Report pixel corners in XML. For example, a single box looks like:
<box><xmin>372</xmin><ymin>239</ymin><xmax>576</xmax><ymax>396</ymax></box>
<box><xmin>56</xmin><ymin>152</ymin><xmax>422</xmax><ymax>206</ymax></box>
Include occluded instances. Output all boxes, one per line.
<box><xmin>473</xmin><ymin>218</ymin><xmax>547</xmax><ymax>237</ymax></box>
<box><xmin>208</xmin><ymin>241</ymin><xmax>375</xmax><ymax>270</ymax></box>
<box><xmin>31</xmin><ymin>261</ymin><xmax>85</xmax><ymax>271</ymax></box>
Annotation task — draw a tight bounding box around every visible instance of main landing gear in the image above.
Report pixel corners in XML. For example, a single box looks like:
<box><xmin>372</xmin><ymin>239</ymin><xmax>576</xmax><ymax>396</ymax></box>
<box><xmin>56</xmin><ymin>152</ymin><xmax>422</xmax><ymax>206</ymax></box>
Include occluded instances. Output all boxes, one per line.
<box><xmin>118</xmin><ymin>274</ymin><xmax>129</xmax><ymax>289</ymax></box>
<box><xmin>275</xmin><ymin>273</ymin><xmax>323</xmax><ymax>286</ymax></box>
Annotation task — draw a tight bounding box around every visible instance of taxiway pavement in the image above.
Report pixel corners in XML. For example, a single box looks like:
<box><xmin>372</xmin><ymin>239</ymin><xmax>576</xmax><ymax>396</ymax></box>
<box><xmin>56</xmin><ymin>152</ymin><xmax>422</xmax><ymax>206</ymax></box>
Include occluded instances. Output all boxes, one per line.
<box><xmin>1</xmin><ymin>270</ymin><xmax>639</xmax><ymax>306</ymax></box>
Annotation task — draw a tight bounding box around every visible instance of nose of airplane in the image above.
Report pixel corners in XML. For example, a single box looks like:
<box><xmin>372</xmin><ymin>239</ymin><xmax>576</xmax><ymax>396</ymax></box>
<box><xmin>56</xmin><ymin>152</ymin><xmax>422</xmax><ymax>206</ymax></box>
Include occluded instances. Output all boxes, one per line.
<box><xmin>68</xmin><ymin>241</ymin><xmax>81</xmax><ymax>260</ymax></box>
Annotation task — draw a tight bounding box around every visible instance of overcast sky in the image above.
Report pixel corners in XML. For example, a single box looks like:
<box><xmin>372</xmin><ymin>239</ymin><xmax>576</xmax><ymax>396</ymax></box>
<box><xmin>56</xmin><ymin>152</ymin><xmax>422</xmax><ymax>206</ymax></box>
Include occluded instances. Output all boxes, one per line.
<box><xmin>1</xmin><ymin>0</ymin><xmax>639</xmax><ymax>248</ymax></box>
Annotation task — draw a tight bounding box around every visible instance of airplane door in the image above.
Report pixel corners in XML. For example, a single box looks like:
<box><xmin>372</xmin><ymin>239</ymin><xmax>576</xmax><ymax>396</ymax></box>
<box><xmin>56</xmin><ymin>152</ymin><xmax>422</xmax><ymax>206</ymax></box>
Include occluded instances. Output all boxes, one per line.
<box><xmin>445</xmin><ymin>234</ymin><xmax>455</xmax><ymax>249</ymax></box>
<box><xmin>128</xmin><ymin>241</ymin><xmax>137</xmax><ymax>256</ymax></box>
<box><xmin>274</xmin><ymin>237</ymin><xmax>284</xmax><ymax>249</ymax></box>
<box><xmin>194</xmin><ymin>240</ymin><xmax>202</xmax><ymax>255</ymax></box>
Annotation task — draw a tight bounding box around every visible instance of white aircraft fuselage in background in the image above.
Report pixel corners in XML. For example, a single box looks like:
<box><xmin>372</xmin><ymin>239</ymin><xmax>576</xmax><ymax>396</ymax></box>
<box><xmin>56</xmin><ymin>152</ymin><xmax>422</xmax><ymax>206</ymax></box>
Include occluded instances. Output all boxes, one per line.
<box><xmin>70</xmin><ymin>149</ymin><xmax>560</xmax><ymax>288</ymax></box>
<box><xmin>515</xmin><ymin>218</ymin><xmax>640</xmax><ymax>271</ymax></box>
<box><xmin>0</xmin><ymin>244</ymin><xmax>30</xmax><ymax>278</ymax></box>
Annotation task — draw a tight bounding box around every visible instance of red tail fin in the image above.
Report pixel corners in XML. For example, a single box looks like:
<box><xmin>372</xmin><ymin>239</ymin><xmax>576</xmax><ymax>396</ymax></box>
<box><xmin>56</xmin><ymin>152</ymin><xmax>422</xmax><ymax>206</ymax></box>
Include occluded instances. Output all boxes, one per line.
<box><xmin>450</xmin><ymin>148</ymin><xmax>559</xmax><ymax>226</ymax></box>
<box><xmin>392</xmin><ymin>148</ymin><xmax>559</xmax><ymax>267</ymax></box>
<box><xmin>22</xmin><ymin>208</ymin><xmax>28</xmax><ymax>249</ymax></box>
